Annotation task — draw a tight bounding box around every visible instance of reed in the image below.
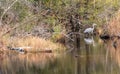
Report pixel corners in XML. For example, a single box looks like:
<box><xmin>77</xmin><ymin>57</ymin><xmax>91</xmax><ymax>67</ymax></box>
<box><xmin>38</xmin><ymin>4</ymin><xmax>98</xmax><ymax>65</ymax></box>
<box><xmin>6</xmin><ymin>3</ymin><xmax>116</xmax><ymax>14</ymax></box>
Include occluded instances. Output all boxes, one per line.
<box><xmin>6</xmin><ymin>36</ymin><xmax>65</xmax><ymax>52</ymax></box>
<box><xmin>0</xmin><ymin>27</ymin><xmax>65</xmax><ymax>52</ymax></box>
<box><xmin>104</xmin><ymin>10</ymin><xmax>120</xmax><ymax>36</ymax></box>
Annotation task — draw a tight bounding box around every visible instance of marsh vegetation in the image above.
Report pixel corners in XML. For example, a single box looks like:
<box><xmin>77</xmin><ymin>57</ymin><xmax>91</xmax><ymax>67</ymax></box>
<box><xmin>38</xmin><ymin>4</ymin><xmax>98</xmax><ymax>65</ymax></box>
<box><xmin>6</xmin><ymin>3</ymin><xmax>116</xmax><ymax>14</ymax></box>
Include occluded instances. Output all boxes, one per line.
<box><xmin>0</xmin><ymin>0</ymin><xmax>120</xmax><ymax>74</ymax></box>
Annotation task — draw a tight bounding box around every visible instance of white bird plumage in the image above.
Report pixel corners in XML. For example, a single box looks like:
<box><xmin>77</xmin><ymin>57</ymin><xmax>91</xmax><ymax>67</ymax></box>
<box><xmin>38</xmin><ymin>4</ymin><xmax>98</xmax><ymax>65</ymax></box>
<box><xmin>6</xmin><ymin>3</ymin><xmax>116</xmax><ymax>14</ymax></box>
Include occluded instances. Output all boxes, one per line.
<box><xmin>84</xmin><ymin>23</ymin><xmax>97</xmax><ymax>34</ymax></box>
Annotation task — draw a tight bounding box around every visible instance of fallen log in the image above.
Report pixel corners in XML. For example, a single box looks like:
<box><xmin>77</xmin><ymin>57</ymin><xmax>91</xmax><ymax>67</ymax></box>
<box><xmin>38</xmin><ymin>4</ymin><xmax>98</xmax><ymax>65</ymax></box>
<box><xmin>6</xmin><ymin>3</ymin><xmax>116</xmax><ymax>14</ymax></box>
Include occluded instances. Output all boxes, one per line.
<box><xmin>7</xmin><ymin>46</ymin><xmax>53</xmax><ymax>54</ymax></box>
<box><xmin>26</xmin><ymin>50</ymin><xmax>52</xmax><ymax>53</ymax></box>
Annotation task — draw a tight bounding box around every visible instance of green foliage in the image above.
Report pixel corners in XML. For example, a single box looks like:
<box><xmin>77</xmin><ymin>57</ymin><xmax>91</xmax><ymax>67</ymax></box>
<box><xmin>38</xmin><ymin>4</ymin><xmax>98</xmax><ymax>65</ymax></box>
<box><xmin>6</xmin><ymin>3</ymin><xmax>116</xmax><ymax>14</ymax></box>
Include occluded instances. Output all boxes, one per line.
<box><xmin>47</xmin><ymin>16</ymin><xmax>56</xmax><ymax>26</ymax></box>
<box><xmin>51</xmin><ymin>25</ymin><xmax>62</xmax><ymax>41</ymax></box>
<box><xmin>53</xmin><ymin>25</ymin><xmax>61</xmax><ymax>32</ymax></box>
<box><xmin>13</xmin><ymin>2</ymin><xmax>29</xmax><ymax>21</ymax></box>
<box><xmin>1</xmin><ymin>0</ymin><xmax>120</xmax><ymax>38</ymax></box>
<box><xmin>78</xmin><ymin>0</ymin><xmax>120</xmax><ymax>25</ymax></box>
<box><xmin>24</xmin><ymin>24</ymin><xmax>35</xmax><ymax>32</ymax></box>
<box><xmin>28</xmin><ymin>0</ymin><xmax>40</xmax><ymax>2</ymax></box>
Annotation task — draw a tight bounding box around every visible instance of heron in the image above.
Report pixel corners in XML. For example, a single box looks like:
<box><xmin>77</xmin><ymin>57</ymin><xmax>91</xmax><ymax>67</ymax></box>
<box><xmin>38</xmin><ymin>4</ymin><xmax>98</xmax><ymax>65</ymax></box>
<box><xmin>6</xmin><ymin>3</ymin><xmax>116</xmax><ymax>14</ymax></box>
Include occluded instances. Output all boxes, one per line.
<box><xmin>84</xmin><ymin>23</ymin><xmax>97</xmax><ymax>34</ymax></box>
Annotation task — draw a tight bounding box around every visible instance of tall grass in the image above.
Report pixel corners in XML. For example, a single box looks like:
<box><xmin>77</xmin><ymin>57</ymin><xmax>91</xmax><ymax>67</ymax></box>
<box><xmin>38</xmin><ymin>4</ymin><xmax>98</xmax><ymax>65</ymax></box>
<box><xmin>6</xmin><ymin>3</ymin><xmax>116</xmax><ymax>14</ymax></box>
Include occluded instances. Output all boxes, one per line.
<box><xmin>0</xmin><ymin>25</ymin><xmax>65</xmax><ymax>52</ymax></box>
<box><xmin>6</xmin><ymin>36</ymin><xmax>65</xmax><ymax>52</ymax></box>
<box><xmin>105</xmin><ymin>10</ymin><xmax>120</xmax><ymax>36</ymax></box>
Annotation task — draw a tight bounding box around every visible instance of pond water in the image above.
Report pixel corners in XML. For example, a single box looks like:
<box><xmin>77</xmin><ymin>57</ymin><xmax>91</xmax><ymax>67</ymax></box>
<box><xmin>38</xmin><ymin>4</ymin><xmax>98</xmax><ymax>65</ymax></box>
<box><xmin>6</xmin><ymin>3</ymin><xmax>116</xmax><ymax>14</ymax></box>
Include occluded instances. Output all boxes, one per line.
<box><xmin>0</xmin><ymin>36</ymin><xmax>120</xmax><ymax>74</ymax></box>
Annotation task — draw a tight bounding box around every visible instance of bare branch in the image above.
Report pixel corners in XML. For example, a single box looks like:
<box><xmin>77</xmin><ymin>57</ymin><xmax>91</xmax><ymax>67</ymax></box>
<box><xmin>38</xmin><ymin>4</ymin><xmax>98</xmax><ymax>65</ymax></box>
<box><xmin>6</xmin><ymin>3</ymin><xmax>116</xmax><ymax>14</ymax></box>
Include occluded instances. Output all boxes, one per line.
<box><xmin>0</xmin><ymin>0</ymin><xmax>19</xmax><ymax>25</ymax></box>
<box><xmin>0</xmin><ymin>8</ymin><xmax>48</xmax><ymax>37</ymax></box>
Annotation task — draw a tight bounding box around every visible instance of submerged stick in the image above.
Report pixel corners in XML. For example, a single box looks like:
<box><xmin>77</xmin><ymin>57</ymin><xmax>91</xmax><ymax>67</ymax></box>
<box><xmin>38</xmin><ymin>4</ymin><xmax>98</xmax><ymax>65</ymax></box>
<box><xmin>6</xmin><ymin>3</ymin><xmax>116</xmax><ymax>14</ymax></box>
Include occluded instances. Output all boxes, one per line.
<box><xmin>26</xmin><ymin>50</ymin><xmax>52</xmax><ymax>53</ymax></box>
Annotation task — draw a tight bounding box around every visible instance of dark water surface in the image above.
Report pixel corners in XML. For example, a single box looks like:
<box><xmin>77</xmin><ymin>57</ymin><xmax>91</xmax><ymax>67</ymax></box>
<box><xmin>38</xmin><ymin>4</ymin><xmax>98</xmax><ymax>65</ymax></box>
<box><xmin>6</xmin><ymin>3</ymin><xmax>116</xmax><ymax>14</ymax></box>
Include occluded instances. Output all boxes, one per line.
<box><xmin>0</xmin><ymin>37</ymin><xmax>120</xmax><ymax>74</ymax></box>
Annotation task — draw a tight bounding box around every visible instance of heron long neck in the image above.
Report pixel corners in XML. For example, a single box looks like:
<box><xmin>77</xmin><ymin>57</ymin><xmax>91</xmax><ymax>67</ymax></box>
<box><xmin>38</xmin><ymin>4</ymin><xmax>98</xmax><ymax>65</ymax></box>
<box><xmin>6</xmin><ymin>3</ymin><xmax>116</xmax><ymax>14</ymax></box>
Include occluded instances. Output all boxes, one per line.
<box><xmin>92</xmin><ymin>25</ymin><xmax>95</xmax><ymax>33</ymax></box>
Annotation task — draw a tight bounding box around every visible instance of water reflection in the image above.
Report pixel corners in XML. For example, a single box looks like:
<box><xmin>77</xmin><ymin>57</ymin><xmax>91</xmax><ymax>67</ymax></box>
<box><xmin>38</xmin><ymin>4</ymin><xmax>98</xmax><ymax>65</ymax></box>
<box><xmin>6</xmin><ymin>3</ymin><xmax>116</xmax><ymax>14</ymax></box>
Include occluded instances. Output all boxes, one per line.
<box><xmin>0</xmin><ymin>53</ymin><xmax>56</xmax><ymax>74</ymax></box>
<box><xmin>104</xmin><ymin>38</ymin><xmax>120</xmax><ymax>67</ymax></box>
<box><xmin>84</xmin><ymin>37</ymin><xmax>94</xmax><ymax>45</ymax></box>
<box><xmin>84</xmin><ymin>37</ymin><xmax>96</xmax><ymax>47</ymax></box>
<box><xmin>66</xmin><ymin>36</ymin><xmax>120</xmax><ymax>74</ymax></box>
<box><xmin>1</xmin><ymin>37</ymin><xmax>120</xmax><ymax>74</ymax></box>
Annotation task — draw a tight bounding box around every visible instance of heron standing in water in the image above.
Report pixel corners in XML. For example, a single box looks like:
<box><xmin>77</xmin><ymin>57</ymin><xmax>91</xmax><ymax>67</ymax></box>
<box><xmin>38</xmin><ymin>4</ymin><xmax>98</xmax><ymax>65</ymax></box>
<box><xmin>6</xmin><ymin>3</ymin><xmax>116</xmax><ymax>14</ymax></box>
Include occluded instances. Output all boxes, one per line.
<box><xmin>84</xmin><ymin>23</ymin><xmax>97</xmax><ymax>34</ymax></box>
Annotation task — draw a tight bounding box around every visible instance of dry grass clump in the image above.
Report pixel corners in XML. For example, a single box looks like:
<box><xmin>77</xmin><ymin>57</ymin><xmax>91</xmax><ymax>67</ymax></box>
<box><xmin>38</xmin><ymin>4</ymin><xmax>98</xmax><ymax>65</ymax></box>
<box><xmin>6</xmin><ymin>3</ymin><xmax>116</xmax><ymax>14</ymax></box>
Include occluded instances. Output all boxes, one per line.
<box><xmin>7</xmin><ymin>36</ymin><xmax>65</xmax><ymax>52</ymax></box>
<box><xmin>105</xmin><ymin>10</ymin><xmax>120</xmax><ymax>36</ymax></box>
<box><xmin>0</xmin><ymin>25</ymin><xmax>65</xmax><ymax>52</ymax></box>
